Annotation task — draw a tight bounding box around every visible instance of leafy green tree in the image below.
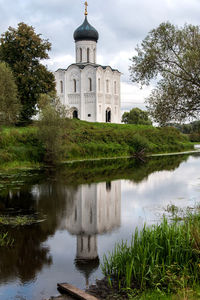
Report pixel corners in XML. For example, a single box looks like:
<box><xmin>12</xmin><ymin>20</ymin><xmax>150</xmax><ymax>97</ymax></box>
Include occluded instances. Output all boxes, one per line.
<box><xmin>130</xmin><ymin>22</ymin><xmax>200</xmax><ymax>125</ymax></box>
<box><xmin>0</xmin><ymin>23</ymin><xmax>55</xmax><ymax>123</ymax></box>
<box><xmin>0</xmin><ymin>62</ymin><xmax>21</xmax><ymax>125</ymax></box>
<box><xmin>121</xmin><ymin>112</ymin><xmax>129</xmax><ymax>124</ymax></box>
<box><xmin>122</xmin><ymin>107</ymin><xmax>152</xmax><ymax>125</ymax></box>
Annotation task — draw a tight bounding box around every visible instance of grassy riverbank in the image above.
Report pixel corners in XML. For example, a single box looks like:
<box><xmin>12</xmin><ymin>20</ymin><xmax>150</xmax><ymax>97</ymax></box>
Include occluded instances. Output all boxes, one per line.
<box><xmin>0</xmin><ymin>119</ymin><xmax>193</xmax><ymax>169</ymax></box>
<box><xmin>100</xmin><ymin>208</ymin><xmax>200</xmax><ymax>299</ymax></box>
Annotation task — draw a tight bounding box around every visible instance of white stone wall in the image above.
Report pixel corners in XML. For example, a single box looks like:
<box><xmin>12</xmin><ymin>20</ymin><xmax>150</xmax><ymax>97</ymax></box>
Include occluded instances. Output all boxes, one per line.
<box><xmin>55</xmin><ymin>65</ymin><xmax>121</xmax><ymax>123</ymax></box>
<box><xmin>82</xmin><ymin>65</ymin><xmax>97</xmax><ymax>122</ymax></box>
<box><xmin>75</xmin><ymin>40</ymin><xmax>97</xmax><ymax>64</ymax></box>
<box><xmin>96</xmin><ymin>67</ymin><xmax>121</xmax><ymax>123</ymax></box>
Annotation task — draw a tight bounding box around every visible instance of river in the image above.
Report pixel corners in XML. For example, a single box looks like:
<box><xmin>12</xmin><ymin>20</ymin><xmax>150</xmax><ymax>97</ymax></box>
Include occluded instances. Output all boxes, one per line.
<box><xmin>0</xmin><ymin>153</ymin><xmax>200</xmax><ymax>300</ymax></box>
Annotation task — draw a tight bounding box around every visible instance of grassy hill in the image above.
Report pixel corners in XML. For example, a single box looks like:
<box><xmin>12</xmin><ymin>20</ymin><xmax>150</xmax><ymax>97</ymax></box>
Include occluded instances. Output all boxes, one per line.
<box><xmin>0</xmin><ymin>119</ymin><xmax>193</xmax><ymax>169</ymax></box>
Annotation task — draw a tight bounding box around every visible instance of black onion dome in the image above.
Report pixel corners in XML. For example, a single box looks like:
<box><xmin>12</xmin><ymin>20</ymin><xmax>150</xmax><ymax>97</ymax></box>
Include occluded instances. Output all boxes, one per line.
<box><xmin>73</xmin><ymin>16</ymin><xmax>99</xmax><ymax>42</ymax></box>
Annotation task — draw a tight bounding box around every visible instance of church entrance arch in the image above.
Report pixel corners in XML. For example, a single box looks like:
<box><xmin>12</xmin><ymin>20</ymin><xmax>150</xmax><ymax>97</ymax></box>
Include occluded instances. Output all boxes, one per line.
<box><xmin>106</xmin><ymin>108</ymin><xmax>111</xmax><ymax>123</ymax></box>
<box><xmin>72</xmin><ymin>108</ymin><xmax>78</xmax><ymax>119</ymax></box>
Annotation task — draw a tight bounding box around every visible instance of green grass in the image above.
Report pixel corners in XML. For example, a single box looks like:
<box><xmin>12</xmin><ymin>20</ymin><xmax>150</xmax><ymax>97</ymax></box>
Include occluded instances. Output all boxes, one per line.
<box><xmin>0</xmin><ymin>120</ymin><xmax>193</xmax><ymax>169</ymax></box>
<box><xmin>128</xmin><ymin>287</ymin><xmax>200</xmax><ymax>299</ymax></box>
<box><xmin>102</xmin><ymin>209</ymin><xmax>200</xmax><ymax>298</ymax></box>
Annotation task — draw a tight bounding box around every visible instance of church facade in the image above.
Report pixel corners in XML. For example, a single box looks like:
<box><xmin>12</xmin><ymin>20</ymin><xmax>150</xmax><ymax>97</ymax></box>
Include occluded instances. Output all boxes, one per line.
<box><xmin>54</xmin><ymin>2</ymin><xmax>121</xmax><ymax>123</ymax></box>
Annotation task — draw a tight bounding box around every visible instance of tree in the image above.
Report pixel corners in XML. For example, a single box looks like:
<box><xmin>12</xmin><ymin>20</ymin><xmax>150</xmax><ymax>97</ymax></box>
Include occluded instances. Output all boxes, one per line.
<box><xmin>0</xmin><ymin>23</ymin><xmax>55</xmax><ymax>123</ymax></box>
<box><xmin>122</xmin><ymin>107</ymin><xmax>152</xmax><ymax>125</ymax></box>
<box><xmin>0</xmin><ymin>62</ymin><xmax>21</xmax><ymax>125</ymax></box>
<box><xmin>130</xmin><ymin>22</ymin><xmax>200</xmax><ymax>125</ymax></box>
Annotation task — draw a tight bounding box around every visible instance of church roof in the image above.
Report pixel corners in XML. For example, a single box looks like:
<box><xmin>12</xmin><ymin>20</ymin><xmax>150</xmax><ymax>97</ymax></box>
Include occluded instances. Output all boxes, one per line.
<box><xmin>73</xmin><ymin>16</ymin><xmax>99</xmax><ymax>42</ymax></box>
<box><xmin>56</xmin><ymin>63</ymin><xmax>121</xmax><ymax>73</ymax></box>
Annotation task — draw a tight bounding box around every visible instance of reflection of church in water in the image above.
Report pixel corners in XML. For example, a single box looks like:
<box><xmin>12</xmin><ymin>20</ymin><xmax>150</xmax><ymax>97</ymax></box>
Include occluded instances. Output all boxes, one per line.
<box><xmin>65</xmin><ymin>180</ymin><xmax>121</xmax><ymax>286</ymax></box>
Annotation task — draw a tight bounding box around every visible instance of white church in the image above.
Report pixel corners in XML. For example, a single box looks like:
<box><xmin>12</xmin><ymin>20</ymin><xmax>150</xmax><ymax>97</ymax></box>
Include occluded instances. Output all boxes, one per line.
<box><xmin>55</xmin><ymin>2</ymin><xmax>121</xmax><ymax>123</ymax></box>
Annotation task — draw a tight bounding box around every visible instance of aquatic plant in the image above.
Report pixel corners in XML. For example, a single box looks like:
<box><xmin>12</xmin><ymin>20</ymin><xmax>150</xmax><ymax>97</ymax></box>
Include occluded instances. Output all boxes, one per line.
<box><xmin>0</xmin><ymin>232</ymin><xmax>14</xmax><ymax>247</ymax></box>
<box><xmin>102</xmin><ymin>213</ymin><xmax>200</xmax><ymax>295</ymax></box>
<box><xmin>0</xmin><ymin>215</ymin><xmax>45</xmax><ymax>226</ymax></box>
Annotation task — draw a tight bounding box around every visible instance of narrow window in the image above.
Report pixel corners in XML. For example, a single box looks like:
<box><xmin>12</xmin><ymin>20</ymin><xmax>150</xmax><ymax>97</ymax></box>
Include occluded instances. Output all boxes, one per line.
<box><xmin>89</xmin><ymin>78</ymin><xmax>92</xmax><ymax>91</ymax></box>
<box><xmin>90</xmin><ymin>207</ymin><xmax>93</xmax><ymax>224</ymax></box>
<box><xmin>60</xmin><ymin>81</ymin><xmax>63</xmax><ymax>93</ymax></box>
<box><xmin>87</xmin><ymin>48</ymin><xmax>90</xmax><ymax>63</ymax></box>
<box><xmin>88</xmin><ymin>236</ymin><xmax>91</xmax><ymax>252</ymax></box>
<box><xmin>106</xmin><ymin>80</ymin><xmax>109</xmax><ymax>93</ymax></box>
<box><xmin>80</xmin><ymin>48</ymin><xmax>82</xmax><ymax>62</ymax></box>
<box><xmin>98</xmin><ymin>78</ymin><xmax>100</xmax><ymax>92</ymax></box>
<box><xmin>81</xmin><ymin>237</ymin><xmax>83</xmax><ymax>252</ymax></box>
<box><xmin>99</xmin><ymin>105</ymin><xmax>101</xmax><ymax>113</ymax></box>
<box><xmin>73</xmin><ymin>79</ymin><xmax>76</xmax><ymax>93</ymax></box>
<box><xmin>114</xmin><ymin>81</ymin><xmax>117</xmax><ymax>94</ymax></box>
<box><xmin>74</xmin><ymin>206</ymin><xmax>77</xmax><ymax>222</ymax></box>
<box><xmin>93</xmin><ymin>49</ymin><xmax>96</xmax><ymax>63</ymax></box>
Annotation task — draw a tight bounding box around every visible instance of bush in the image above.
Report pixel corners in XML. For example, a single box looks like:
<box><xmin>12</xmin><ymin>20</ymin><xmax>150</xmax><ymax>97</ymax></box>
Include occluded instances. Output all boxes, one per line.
<box><xmin>37</xmin><ymin>98</ymin><xmax>69</xmax><ymax>164</ymax></box>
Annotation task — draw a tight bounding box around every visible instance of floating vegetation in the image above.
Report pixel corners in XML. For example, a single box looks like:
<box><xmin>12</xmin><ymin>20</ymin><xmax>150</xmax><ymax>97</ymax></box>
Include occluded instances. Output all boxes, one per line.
<box><xmin>0</xmin><ymin>169</ymin><xmax>43</xmax><ymax>193</ymax></box>
<box><xmin>0</xmin><ymin>214</ymin><xmax>46</xmax><ymax>226</ymax></box>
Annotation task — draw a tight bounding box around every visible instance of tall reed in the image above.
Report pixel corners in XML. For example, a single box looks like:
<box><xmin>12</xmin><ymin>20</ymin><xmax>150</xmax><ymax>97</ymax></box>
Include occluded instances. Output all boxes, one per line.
<box><xmin>0</xmin><ymin>232</ymin><xmax>14</xmax><ymax>247</ymax></box>
<box><xmin>102</xmin><ymin>215</ymin><xmax>200</xmax><ymax>293</ymax></box>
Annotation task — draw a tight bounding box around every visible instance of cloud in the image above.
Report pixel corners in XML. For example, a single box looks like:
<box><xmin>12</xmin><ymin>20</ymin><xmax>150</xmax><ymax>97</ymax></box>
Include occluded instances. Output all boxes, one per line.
<box><xmin>1</xmin><ymin>0</ymin><xmax>200</xmax><ymax>109</ymax></box>
<box><xmin>121</xmin><ymin>82</ymin><xmax>152</xmax><ymax>112</ymax></box>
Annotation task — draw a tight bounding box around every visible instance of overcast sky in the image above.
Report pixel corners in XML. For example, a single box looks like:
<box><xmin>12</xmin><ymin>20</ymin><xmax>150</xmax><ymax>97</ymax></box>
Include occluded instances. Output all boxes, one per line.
<box><xmin>1</xmin><ymin>0</ymin><xmax>200</xmax><ymax>111</ymax></box>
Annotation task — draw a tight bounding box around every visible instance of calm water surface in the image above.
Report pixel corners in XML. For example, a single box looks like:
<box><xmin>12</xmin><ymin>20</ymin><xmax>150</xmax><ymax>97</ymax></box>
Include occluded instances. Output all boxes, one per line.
<box><xmin>0</xmin><ymin>154</ymin><xmax>200</xmax><ymax>300</ymax></box>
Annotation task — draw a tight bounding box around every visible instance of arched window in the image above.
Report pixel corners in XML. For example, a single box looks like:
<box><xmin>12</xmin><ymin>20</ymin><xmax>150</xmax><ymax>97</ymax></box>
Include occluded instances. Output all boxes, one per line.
<box><xmin>93</xmin><ymin>49</ymin><xmax>96</xmax><ymax>63</ymax></box>
<box><xmin>98</xmin><ymin>78</ymin><xmax>101</xmax><ymax>92</ymax></box>
<box><xmin>114</xmin><ymin>81</ymin><xmax>117</xmax><ymax>94</ymax></box>
<box><xmin>89</xmin><ymin>78</ymin><xmax>92</xmax><ymax>91</ymax></box>
<box><xmin>80</xmin><ymin>48</ymin><xmax>82</xmax><ymax>62</ymax></box>
<box><xmin>106</xmin><ymin>80</ymin><xmax>109</xmax><ymax>93</ymax></box>
<box><xmin>60</xmin><ymin>80</ymin><xmax>63</xmax><ymax>93</ymax></box>
<box><xmin>87</xmin><ymin>48</ymin><xmax>90</xmax><ymax>63</ymax></box>
<box><xmin>73</xmin><ymin>79</ymin><xmax>77</xmax><ymax>93</ymax></box>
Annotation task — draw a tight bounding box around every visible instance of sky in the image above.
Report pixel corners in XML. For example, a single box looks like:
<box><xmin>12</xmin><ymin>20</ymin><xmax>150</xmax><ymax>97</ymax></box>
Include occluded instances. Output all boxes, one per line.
<box><xmin>1</xmin><ymin>0</ymin><xmax>200</xmax><ymax>112</ymax></box>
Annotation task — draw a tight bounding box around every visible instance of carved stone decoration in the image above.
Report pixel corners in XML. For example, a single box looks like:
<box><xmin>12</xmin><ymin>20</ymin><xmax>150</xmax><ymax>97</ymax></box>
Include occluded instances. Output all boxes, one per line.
<box><xmin>68</xmin><ymin>94</ymin><xmax>81</xmax><ymax>104</ymax></box>
<box><xmin>85</xmin><ymin>93</ymin><xmax>95</xmax><ymax>103</ymax></box>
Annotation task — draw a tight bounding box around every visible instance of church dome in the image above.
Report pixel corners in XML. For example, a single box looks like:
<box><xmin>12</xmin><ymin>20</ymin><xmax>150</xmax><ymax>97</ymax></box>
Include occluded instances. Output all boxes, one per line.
<box><xmin>73</xmin><ymin>16</ymin><xmax>99</xmax><ymax>42</ymax></box>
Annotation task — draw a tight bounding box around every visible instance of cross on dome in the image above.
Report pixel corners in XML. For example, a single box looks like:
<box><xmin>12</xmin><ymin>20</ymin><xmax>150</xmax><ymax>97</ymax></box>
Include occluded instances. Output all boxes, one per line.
<box><xmin>84</xmin><ymin>1</ymin><xmax>88</xmax><ymax>16</ymax></box>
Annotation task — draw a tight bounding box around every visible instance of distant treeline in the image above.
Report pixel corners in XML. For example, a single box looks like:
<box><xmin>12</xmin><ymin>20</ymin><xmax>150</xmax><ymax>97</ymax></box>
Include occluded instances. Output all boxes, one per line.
<box><xmin>169</xmin><ymin>120</ymin><xmax>200</xmax><ymax>142</ymax></box>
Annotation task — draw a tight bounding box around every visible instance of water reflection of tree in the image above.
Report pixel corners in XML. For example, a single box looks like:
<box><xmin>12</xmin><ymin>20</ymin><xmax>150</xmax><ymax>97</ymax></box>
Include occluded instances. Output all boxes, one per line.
<box><xmin>0</xmin><ymin>179</ymin><xmax>77</xmax><ymax>284</ymax></box>
<box><xmin>0</xmin><ymin>225</ymin><xmax>52</xmax><ymax>283</ymax></box>
<box><xmin>53</xmin><ymin>154</ymin><xmax>189</xmax><ymax>185</ymax></box>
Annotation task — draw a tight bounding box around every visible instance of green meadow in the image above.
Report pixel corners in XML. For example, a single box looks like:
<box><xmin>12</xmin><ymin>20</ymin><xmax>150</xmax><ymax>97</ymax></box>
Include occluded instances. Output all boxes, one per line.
<box><xmin>0</xmin><ymin>119</ymin><xmax>193</xmax><ymax>169</ymax></box>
